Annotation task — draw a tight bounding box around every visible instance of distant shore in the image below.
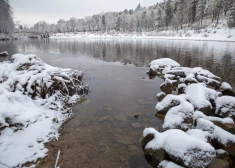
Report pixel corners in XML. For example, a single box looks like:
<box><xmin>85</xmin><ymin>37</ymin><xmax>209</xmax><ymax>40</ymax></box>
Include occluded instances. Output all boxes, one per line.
<box><xmin>50</xmin><ymin>26</ymin><xmax>235</xmax><ymax>42</ymax></box>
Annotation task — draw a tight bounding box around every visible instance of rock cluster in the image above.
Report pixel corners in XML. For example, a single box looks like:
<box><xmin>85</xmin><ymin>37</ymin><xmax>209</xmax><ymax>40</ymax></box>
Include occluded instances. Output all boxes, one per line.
<box><xmin>142</xmin><ymin>59</ymin><xmax>235</xmax><ymax>168</ymax></box>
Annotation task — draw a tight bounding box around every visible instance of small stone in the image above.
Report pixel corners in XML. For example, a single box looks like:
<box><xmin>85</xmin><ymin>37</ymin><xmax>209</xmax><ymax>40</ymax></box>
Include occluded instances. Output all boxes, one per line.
<box><xmin>132</xmin><ymin>122</ymin><xmax>142</xmax><ymax>128</ymax></box>
<box><xmin>134</xmin><ymin>114</ymin><xmax>140</xmax><ymax>118</ymax></box>
<box><xmin>115</xmin><ymin>137</ymin><xmax>131</xmax><ymax>145</ymax></box>
<box><xmin>98</xmin><ymin>116</ymin><xmax>113</xmax><ymax>122</ymax></box>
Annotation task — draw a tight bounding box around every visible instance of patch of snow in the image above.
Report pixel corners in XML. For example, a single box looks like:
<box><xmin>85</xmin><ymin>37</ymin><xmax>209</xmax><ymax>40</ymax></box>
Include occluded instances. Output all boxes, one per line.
<box><xmin>185</xmin><ymin>83</ymin><xmax>220</xmax><ymax>109</ymax></box>
<box><xmin>149</xmin><ymin>58</ymin><xmax>180</xmax><ymax>71</ymax></box>
<box><xmin>220</xmin><ymin>82</ymin><xmax>232</xmax><ymax>91</ymax></box>
<box><xmin>186</xmin><ymin>129</ymin><xmax>210</xmax><ymax>142</ymax></box>
<box><xmin>215</xmin><ymin>96</ymin><xmax>235</xmax><ymax>118</ymax></box>
<box><xmin>163</xmin><ymin>101</ymin><xmax>194</xmax><ymax>130</ymax></box>
<box><xmin>155</xmin><ymin>94</ymin><xmax>185</xmax><ymax>112</ymax></box>
<box><xmin>193</xmin><ymin>111</ymin><xmax>234</xmax><ymax>124</ymax></box>
<box><xmin>158</xmin><ymin>160</ymin><xmax>184</xmax><ymax>168</ymax></box>
<box><xmin>216</xmin><ymin>149</ymin><xmax>228</xmax><ymax>155</ymax></box>
<box><xmin>0</xmin><ymin>54</ymin><xmax>83</xmax><ymax>167</ymax></box>
<box><xmin>196</xmin><ymin>118</ymin><xmax>235</xmax><ymax>145</ymax></box>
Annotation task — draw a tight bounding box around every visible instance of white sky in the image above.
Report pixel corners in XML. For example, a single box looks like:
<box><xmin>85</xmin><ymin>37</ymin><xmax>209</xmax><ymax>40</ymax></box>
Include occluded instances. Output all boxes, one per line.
<box><xmin>10</xmin><ymin>0</ymin><xmax>163</xmax><ymax>26</ymax></box>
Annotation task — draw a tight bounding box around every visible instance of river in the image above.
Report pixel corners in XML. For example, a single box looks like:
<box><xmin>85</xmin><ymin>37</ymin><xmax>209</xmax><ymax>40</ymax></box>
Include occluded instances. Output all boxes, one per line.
<box><xmin>0</xmin><ymin>38</ymin><xmax>235</xmax><ymax>167</ymax></box>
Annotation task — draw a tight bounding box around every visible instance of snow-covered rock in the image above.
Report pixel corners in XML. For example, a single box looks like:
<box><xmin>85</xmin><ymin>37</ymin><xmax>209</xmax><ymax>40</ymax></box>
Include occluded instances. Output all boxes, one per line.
<box><xmin>142</xmin><ymin>128</ymin><xmax>216</xmax><ymax>168</ymax></box>
<box><xmin>195</xmin><ymin>118</ymin><xmax>235</xmax><ymax>158</ymax></box>
<box><xmin>155</xmin><ymin>94</ymin><xmax>185</xmax><ymax>115</ymax></box>
<box><xmin>163</xmin><ymin>101</ymin><xmax>194</xmax><ymax>130</ymax></box>
<box><xmin>158</xmin><ymin>160</ymin><xmax>184</xmax><ymax>168</ymax></box>
<box><xmin>215</xmin><ymin>96</ymin><xmax>235</xmax><ymax>119</ymax></box>
<box><xmin>185</xmin><ymin>83</ymin><xmax>220</xmax><ymax>115</ymax></box>
<box><xmin>0</xmin><ymin>54</ymin><xmax>85</xmax><ymax>167</ymax></box>
<box><xmin>220</xmin><ymin>82</ymin><xmax>232</xmax><ymax>91</ymax></box>
<box><xmin>0</xmin><ymin>51</ymin><xmax>8</xmax><ymax>57</ymax></box>
<box><xmin>144</xmin><ymin>58</ymin><xmax>235</xmax><ymax>167</ymax></box>
<box><xmin>220</xmin><ymin>82</ymin><xmax>235</xmax><ymax>96</ymax></box>
<box><xmin>193</xmin><ymin>111</ymin><xmax>234</xmax><ymax>125</ymax></box>
<box><xmin>156</xmin><ymin>92</ymin><xmax>166</xmax><ymax>102</ymax></box>
<box><xmin>160</xmin><ymin>79</ymin><xmax>178</xmax><ymax>94</ymax></box>
<box><xmin>149</xmin><ymin>58</ymin><xmax>180</xmax><ymax>71</ymax></box>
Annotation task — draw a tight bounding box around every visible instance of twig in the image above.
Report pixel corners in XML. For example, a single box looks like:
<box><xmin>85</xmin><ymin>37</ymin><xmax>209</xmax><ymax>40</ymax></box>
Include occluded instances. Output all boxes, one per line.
<box><xmin>54</xmin><ymin>150</ymin><xmax>61</xmax><ymax>168</ymax></box>
<box><xmin>0</xmin><ymin>161</ymin><xmax>11</xmax><ymax>168</ymax></box>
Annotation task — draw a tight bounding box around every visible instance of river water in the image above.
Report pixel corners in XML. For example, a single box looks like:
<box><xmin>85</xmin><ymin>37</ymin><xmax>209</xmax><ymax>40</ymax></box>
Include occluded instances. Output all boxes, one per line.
<box><xmin>0</xmin><ymin>38</ymin><xmax>235</xmax><ymax>167</ymax></box>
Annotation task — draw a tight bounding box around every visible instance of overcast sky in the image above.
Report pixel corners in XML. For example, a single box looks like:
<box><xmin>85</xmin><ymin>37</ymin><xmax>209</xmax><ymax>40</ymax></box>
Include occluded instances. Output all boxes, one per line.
<box><xmin>9</xmin><ymin>0</ymin><xmax>163</xmax><ymax>26</ymax></box>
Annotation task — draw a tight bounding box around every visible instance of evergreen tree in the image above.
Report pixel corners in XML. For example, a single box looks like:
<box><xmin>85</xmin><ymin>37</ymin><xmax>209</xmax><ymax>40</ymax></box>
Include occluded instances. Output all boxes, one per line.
<box><xmin>228</xmin><ymin>2</ymin><xmax>235</xmax><ymax>27</ymax></box>
<box><xmin>189</xmin><ymin>0</ymin><xmax>199</xmax><ymax>24</ymax></box>
<box><xmin>135</xmin><ymin>3</ymin><xmax>141</xmax><ymax>11</ymax></box>
<box><xmin>176</xmin><ymin>0</ymin><xmax>186</xmax><ymax>29</ymax></box>
<box><xmin>197</xmin><ymin>0</ymin><xmax>206</xmax><ymax>24</ymax></box>
<box><xmin>101</xmin><ymin>15</ymin><xmax>106</xmax><ymax>32</ymax></box>
<box><xmin>213</xmin><ymin>0</ymin><xmax>223</xmax><ymax>24</ymax></box>
<box><xmin>0</xmin><ymin>0</ymin><xmax>14</xmax><ymax>34</ymax></box>
<box><xmin>164</xmin><ymin>0</ymin><xmax>174</xmax><ymax>27</ymax></box>
<box><xmin>156</xmin><ymin>6</ymin><xmax>163</xmax><ymax>29</ymax></box>
<box><xmin>141</xmin><ymin>11</ymin><xmax>147</xmax><ymax>31</ymax></box>
<box><xmin>116</xmin><ymin>17</ymin><xmax>121</xmax><ymax>31</ymax></box>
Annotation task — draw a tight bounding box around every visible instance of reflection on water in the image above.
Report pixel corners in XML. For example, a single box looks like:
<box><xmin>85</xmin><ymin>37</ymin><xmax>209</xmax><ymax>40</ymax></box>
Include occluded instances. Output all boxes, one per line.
<box><xmin>1</xmin><ymin>39</ymin><xmax>235</xmax><ymax>87</ymax></box>
<box><xmin>0</xmin><ymin>39</ymin><xmax>235</xmax><ymax>167</ymax></box>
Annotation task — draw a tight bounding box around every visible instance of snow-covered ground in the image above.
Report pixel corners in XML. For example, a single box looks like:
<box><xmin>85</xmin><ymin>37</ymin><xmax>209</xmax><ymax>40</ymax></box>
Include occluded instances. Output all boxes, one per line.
<box><xmin>50</xmin><ymin>22</ymin><xmax>235</xmax><ymax>42</ymax></box>
<box><xmin>0</xmin><ymin>54</ymin><xmax>85</xmax><ymax>167</ymax></box>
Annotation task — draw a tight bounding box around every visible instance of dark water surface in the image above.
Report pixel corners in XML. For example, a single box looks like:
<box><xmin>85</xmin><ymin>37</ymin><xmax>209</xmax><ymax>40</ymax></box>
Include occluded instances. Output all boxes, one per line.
<box><xmin>0</xmin><ymin>39</ymin><xmax>235</xmax><ymax>167</ymax></box>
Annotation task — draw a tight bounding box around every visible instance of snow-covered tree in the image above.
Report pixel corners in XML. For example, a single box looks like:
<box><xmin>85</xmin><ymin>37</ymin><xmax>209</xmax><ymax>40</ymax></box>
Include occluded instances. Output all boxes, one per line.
<box><xmin>197</xmin><ymin>0</ymin><xmax>207</xmax><ymax>24</ymax></box>
<box><xmin>188</xmin><ymin>0</ymin><xmax>199</xmax><ymax>24</ymax></box>
<box><xmin>228</xmin><ymin>1</ymin><xmax>235</xmax><ymax>27</ymax></box>
<box><xmin>101</xmin><ymin>15</ymin><xmax>106</xmax><ymax>32</ymax></box>
<box><xmin>164</xmin><ymin>0</ymin><xmax>174</xmax><ymax>27</ymax></box>
<box><xmin>0</xmin><ymin>0</ymin><xmax>14</xmax><ymax>34</ymax></box>
<box><xmin>27</xmin><ymin>0</ymin><xmax>235</xmax><ymax>33</ymax></box>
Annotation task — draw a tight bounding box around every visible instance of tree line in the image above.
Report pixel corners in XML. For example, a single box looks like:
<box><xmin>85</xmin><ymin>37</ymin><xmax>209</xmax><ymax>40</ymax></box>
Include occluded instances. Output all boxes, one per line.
<box><xmin>25</xmin><ymin>0</ymin><xmax>235</xmax><ymax>33</ymax></box>
<box><xmin>0</xmin><ymin>0</ymin><xmax>14</xmax><ymax>34</ymax></box>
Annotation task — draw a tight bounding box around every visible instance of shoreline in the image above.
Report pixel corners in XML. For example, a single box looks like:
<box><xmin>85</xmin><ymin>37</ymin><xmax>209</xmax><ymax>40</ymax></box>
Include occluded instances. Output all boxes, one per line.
<box><xmin>49</xmin><ymin>28</ymin><xmax>235</xmax><ymax>42</ymax></box>
<box><xmin>50</xmin><ymin>35</ymin><xmax>235</xmax><ymax>43</ymax></box>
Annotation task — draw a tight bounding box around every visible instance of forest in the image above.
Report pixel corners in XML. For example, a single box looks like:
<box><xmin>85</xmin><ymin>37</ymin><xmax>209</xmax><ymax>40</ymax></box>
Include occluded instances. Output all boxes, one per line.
<box><xmin>23</xmin><ymin>0</ymin><xmax>235</xmax><ymax>33</ymax></box>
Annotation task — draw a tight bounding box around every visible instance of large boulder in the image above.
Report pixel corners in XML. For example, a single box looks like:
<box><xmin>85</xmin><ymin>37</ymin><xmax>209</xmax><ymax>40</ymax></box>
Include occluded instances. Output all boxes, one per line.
<box><xmin>142</xmin><ymin>128</ymin><xmax>216</xmax><ymax>168</ymax></box>
<box><xmin>195</xmin><ymin>118</ymin><xmax>235</xmax><ymax>158</ymax></box>
<box><xmin>185</xmin><ymin>84</ymin><xmax>220</xmax><ymax>115</ymax></box>
<box><xmin>163</xmin><ymin>101</ymin><xmax>194</xmax><ymax>131</ymax></box>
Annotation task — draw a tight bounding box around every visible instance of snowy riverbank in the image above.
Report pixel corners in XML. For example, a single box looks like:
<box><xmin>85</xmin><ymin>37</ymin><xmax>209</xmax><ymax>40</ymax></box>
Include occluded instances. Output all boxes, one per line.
<box><xmin>141</xmin><ymin>58</ymin><xmax>235</xmax><ymax>168</ymax></box>
<box><xmin>0</xmin><ymin>54</ymin><xmax>86</xmax><ymax>167</ymax></box>
<box><xmin>50</xmin><ymin>25</ymin><xmax>235</xmax><ymax>42</ymax></box>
